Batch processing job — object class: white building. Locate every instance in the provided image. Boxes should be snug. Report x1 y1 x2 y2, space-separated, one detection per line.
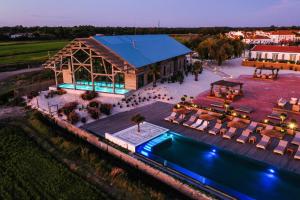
250 45 300 63
269 30 296 43
243 35 272 44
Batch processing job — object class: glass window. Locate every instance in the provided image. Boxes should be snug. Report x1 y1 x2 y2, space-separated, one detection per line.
272 53 279 61
290 54 297 62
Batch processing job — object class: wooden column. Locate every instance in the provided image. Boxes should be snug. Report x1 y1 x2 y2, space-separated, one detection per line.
90 49 95 91
70 49 76 90
112 67 115 93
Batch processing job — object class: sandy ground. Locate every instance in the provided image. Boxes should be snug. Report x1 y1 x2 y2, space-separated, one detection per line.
28 58 300 126
0 106 25 120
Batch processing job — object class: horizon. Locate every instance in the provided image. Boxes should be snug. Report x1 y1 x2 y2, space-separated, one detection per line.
1 0 300 27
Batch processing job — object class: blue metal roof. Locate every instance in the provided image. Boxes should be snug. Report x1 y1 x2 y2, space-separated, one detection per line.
93 34 192 68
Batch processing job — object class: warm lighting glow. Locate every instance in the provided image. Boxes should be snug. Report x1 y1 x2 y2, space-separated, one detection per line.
176 104 181 109
242 114 247 119
232 112 237 117
288 122 297 130
264 119 269 123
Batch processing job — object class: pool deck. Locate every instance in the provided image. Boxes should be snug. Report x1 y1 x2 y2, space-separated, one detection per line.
82 101 300 175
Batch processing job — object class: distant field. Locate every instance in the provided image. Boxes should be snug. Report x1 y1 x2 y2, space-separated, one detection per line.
0 125 111 200
0 40 69 66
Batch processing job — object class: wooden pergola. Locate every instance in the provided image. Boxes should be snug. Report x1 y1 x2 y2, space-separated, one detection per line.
43 38 135 93
209 80 243 101
253 66 279 80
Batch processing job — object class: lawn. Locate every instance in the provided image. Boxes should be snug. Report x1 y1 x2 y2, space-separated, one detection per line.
0 40 69 66
0 124 112 200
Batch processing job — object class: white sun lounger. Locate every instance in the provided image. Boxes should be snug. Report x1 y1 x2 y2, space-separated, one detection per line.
273 140 288 155
256 135 271 150
209 123 222 135
223 127 237 139
196 121 209 131
247 122 258 133
291 131 300 146
183 115 197 127
173 114 186 124
190 119 203 129
294 146 300 160
164 112 177 122
236 130 251 143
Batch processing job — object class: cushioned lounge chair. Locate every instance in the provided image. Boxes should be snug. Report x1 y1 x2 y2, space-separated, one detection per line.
183 115 197 127
273 140 288 155
164 112 178 122
294 146 300 160
291 131 300 146
190 119 203 129
247 122 258 133
236 130 251 143
196 121 209 131
256 135 271 150
209 123 222 135
223 127 237 139
173 114 186 124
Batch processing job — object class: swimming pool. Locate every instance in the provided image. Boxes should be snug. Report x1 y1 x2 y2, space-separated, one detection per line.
59 81 129 94
136 131 300 200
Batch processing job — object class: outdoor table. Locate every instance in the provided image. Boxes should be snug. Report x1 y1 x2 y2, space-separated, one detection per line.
249 136 256 144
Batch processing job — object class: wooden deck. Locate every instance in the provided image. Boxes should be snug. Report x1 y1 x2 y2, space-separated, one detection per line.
82 102 300 175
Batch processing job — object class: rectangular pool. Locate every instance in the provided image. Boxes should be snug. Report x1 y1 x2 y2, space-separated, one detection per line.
59 81 129 95
136 131 300 200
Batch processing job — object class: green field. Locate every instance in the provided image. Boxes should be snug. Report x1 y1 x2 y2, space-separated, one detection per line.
0 124 111 200
0 40 68 65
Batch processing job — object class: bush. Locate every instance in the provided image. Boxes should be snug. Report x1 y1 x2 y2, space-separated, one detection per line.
100 104 112 115
81 91 98 100
81 117 87 123
88 100 100 108
87 107 100 119
67 111 80 124
56 89 67 95
60 102 78 115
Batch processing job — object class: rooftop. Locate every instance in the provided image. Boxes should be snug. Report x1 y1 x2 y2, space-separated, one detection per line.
252 45 300 53
93 34 192 68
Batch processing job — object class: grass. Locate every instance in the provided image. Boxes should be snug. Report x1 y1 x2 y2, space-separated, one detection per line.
0 40 69 66
0 123 112 200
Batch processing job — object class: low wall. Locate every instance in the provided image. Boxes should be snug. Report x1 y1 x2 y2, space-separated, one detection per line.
242 60 300 71
36 109 212 200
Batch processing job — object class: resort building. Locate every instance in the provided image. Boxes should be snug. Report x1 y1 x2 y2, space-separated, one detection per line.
243 35 272 44
269 30 297 43
43 34 191 94
249 45 300 62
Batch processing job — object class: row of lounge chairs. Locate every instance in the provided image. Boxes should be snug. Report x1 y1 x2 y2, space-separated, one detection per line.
165 111 300 159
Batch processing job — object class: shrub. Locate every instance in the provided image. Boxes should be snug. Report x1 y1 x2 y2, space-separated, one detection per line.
61 102 78 115
81 91 98 100
67 111 80 124
100 104 112 115
81 117 87 123
87 107 100 119
56 89 67 95
88 100 100 108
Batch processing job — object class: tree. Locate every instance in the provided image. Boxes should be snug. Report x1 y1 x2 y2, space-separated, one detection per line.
149 64 160 87
131 114 145 133
193 61 203 81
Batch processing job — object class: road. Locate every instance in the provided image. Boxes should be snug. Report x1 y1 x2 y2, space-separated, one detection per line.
0 67 43 81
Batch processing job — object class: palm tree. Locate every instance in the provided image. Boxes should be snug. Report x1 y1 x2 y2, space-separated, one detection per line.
149 64 160 87
193 61 202 81
131 114 145 133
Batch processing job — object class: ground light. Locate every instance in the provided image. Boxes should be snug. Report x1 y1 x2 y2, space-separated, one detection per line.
268 169 275 174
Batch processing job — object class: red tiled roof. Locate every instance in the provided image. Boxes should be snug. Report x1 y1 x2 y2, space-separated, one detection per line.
270 30 296 35
245 35 270 39
252 45 300 53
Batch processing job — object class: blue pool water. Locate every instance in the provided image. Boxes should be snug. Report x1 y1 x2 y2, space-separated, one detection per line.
59 81 129 94
136 131 300 200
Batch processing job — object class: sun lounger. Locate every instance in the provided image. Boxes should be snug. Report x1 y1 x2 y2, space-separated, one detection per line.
183 115 197 127
164 112 178 122
256 135 271 150
173 114 186 124
211 102 224 108
209 123 222 135
294 146 300 160
223 127 237 139
246 122 258 133
267 112 281 120
278 98 287 107
291 131 300 146
235 106 254 114
197 121 209 131
265 125 274 130
190 119 203 129
273 140 288 155
236 130 251 143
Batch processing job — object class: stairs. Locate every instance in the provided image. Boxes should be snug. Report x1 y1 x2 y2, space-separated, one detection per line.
142 134 172 152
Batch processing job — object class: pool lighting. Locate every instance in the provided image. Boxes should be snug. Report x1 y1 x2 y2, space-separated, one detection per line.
268 169 275 174
212 149 216 153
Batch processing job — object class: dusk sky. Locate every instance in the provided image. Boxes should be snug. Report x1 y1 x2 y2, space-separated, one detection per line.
1 0 300 27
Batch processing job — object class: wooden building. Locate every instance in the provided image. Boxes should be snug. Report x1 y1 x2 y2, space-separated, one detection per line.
43 34 191 94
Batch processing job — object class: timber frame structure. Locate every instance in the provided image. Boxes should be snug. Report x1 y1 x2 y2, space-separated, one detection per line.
43 38 136 93
43 35 191 93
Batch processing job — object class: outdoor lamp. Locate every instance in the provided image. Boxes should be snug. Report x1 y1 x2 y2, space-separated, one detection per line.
264 119 269 124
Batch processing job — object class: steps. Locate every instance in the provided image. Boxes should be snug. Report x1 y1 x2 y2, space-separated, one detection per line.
142 134 172 152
